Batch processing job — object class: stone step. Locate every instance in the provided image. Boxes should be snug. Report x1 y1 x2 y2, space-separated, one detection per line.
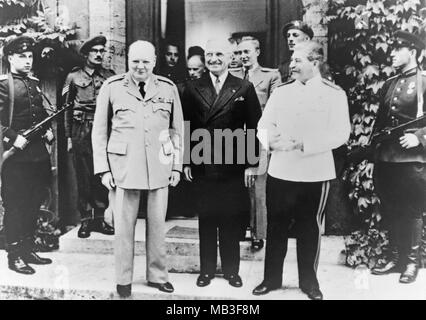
59 219 346 273
1 250 425 300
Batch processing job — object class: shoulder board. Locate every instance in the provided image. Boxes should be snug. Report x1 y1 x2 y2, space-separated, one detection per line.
28 75 39 82
0 74 8 81
70 66 82 73
157 76 175 86
105 74 125 84
277 78 296 87
321 78 341 90
260 67 279 72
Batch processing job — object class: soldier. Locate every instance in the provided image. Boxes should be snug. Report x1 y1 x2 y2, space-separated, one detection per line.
253 41 350 300
0 36 54 274
231 36 281 250
92 40 184 298
62 35 115 238
279 20 314 83
371 31 426 284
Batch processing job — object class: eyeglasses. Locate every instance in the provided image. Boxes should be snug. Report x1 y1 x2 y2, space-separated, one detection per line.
89 49 106 54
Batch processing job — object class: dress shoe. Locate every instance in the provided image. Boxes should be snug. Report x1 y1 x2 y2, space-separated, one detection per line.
91 219 115 235
301 286 323 300
371 261 401 275
22 251 52 265
251 239 264 251
224 274 243 287
399 264 419 284
8 257 35 275
78 220 91 238
252 282 281 295
117 284 132 298
147 281 174 293
196 274 214 287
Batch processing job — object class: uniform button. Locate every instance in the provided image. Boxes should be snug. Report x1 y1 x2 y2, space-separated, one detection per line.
145 143 150 147
400 79 405 84
391 106 396 110
393 97 398 101
145 128 149 132
397 88 401 92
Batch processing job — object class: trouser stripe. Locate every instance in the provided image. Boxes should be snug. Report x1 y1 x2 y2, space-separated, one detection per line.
314 181 330 272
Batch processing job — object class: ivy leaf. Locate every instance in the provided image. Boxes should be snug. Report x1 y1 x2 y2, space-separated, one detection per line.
382 66 394 77
359 54 372 66
403 0 419 12
363 65 380 79
358 197 370 209
366 81 384 94
375 42 388 53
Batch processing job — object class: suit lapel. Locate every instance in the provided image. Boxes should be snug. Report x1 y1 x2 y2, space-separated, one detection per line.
194 74 216 108
250 66 264 88
144 75 160 101
207 74 242 122
124 73 143 101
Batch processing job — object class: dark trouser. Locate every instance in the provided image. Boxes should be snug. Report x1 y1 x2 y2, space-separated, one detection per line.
195 175 249 276
199 214 242 276
1 160 51 254
374 162 426 266
263 175 330 289
71 120 108 221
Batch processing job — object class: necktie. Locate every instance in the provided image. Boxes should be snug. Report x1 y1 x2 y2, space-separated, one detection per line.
244 68 249 80
139 81 146 98
214 76 221 95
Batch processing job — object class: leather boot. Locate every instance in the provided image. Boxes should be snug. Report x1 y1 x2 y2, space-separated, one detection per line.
91 219 114 235
7 242 35 275
371 246 401 275
400 218 422 284
78 220 91 238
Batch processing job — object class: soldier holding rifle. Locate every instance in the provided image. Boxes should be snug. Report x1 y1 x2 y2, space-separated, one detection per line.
0 36 54 274
370 31 426 284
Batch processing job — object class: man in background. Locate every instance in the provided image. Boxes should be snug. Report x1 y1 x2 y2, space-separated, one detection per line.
62 35 115 239
232 36 281 250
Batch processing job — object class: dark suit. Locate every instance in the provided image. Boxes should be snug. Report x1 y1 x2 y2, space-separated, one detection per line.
182 72 261 276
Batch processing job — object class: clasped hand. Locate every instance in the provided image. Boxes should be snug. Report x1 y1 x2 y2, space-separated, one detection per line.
269 132 302 152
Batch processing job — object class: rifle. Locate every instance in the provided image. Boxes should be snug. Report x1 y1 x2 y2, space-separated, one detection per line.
347 114 426 166
2 103 72 162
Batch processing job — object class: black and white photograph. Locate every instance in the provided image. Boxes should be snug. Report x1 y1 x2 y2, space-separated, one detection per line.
0 0 425 305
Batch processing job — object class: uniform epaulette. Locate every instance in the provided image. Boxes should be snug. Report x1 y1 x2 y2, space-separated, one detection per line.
277 78 295 87
70 66 82 73
157 76 174 86
106 74 125 84
0 74 8 81
321 78 342 90
28 75 39 82
261 67 279 72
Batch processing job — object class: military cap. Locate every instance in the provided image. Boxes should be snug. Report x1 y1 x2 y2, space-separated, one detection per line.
2 36 35 56
80 35 107 55
282 20 314 39
393 30 425 51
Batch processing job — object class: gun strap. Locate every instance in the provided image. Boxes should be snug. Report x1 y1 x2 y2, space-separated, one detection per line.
417 69 424 118
8 73 14 127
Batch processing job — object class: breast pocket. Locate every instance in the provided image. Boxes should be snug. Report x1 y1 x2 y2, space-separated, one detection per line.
152 103 172 121
74 79 94 102
112 105 136 128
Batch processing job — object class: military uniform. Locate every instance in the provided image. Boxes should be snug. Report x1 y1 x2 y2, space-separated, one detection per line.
372 67 426 279
231 65 281 241
62 65 115 222
370 31 426 283
0 36 53 274
92 72 184 286
256 74 350 295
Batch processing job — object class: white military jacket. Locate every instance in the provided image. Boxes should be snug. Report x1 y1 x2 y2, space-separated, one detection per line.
92 72 184 190
257 74 351 182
